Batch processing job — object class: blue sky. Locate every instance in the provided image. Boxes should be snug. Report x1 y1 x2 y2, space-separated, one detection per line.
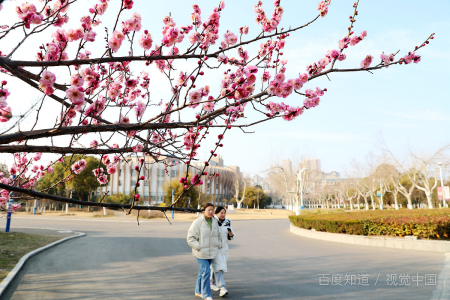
0 0 449 178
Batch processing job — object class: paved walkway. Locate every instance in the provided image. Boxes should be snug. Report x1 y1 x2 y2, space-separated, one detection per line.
0 217 448 299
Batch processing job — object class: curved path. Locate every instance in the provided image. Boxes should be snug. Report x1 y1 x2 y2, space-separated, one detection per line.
0 216 448 299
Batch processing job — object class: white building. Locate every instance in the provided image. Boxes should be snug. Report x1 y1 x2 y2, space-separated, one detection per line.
101 155 238 206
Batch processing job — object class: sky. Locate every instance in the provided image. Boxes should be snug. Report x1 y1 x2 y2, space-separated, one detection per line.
0 0 449 179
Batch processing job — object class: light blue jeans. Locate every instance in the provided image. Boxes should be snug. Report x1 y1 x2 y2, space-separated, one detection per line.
196 258 212 298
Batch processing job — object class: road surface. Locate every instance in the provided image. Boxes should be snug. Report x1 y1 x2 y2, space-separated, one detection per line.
1 216 449 299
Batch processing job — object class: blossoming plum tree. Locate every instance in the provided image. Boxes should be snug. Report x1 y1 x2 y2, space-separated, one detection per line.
0 0 435 215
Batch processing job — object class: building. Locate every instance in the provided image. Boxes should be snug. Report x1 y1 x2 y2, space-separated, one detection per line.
301 158 321 176
102 155 238 206
282 159 292 173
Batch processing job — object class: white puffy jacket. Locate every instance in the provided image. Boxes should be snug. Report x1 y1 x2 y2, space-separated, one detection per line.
211 216 235 272
187 214 220 259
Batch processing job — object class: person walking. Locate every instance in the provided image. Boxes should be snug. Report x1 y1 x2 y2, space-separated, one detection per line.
210 206 235 297
187 202 220 300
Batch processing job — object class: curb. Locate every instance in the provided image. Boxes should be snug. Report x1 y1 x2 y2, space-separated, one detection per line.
0 230 86 298
290 224 450 253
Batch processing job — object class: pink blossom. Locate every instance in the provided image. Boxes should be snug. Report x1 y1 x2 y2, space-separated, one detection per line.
360 55 374 69
0 88 10 103
66 85 85 105
47 167 54 173
10 165 17 175
93 167 104 177
274 73 285 84
34 152 42 161
184 131 196 150
0 107 12 122
239 26 249 34
318 57 330 68
83 31 96 42
70 74 84 87
90 140 99 148
71 160 86 174
337 54 346 61
102 155 111 165
97 175 108 185
40 71 56 86
65 29 81 42
188 90 202 108
107 164 116 174
108 37 122 53
292 78 303 90
203 101 215 112
299 73 309 84
329 49 340 59
139 33 153 50
135 101 146 118
361 30 367 39
132 143 144 153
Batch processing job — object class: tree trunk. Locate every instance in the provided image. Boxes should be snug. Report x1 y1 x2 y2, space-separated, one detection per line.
363 196 369 210
370 195 376 210
405 194 413 209
426 193 434 209
88 189 91 212
393 193 399 210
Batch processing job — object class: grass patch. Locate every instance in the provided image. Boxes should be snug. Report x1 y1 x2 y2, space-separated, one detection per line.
92 214 114 217
0 232 61 281
289 208 450 240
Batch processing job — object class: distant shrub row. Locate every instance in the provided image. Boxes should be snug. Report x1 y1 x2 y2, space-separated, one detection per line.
289 209 450 240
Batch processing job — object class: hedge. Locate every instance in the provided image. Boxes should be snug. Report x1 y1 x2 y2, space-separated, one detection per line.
289 209 450 240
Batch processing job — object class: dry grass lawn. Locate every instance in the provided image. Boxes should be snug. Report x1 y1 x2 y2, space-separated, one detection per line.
0 232 60 281
11 208 293 221
167 208 294 221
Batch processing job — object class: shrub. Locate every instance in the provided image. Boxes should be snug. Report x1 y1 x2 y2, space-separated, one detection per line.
289 208 450 240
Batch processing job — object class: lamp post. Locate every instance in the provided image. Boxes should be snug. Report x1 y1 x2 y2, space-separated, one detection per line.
374 180 384 210
170 187 175 219
438 162 447 208
297 168 307 215
67 190 72 214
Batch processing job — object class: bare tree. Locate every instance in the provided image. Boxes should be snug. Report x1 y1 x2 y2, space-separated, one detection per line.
232 173 247 209
382 139 450 209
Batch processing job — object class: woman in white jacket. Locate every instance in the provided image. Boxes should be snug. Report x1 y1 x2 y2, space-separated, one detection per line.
210 206 235 297
187 203 220 300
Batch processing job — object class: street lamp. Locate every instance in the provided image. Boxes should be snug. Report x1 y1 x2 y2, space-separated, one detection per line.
374 179 384 210
297 168 307 215
438 162 447 208
170 187 175 219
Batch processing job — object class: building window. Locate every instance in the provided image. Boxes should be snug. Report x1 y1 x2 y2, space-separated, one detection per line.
146 169 151 177
171 170 177 177
158 180 163 187
118 180 122 186
119 169 122 176
158 170 164 177
131 180 136 187
144 180 149 186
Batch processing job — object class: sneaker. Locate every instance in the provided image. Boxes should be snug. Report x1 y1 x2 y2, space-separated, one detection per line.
219 287 228 297
195 292 202 297
211 284 220 291
205 297 213 300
